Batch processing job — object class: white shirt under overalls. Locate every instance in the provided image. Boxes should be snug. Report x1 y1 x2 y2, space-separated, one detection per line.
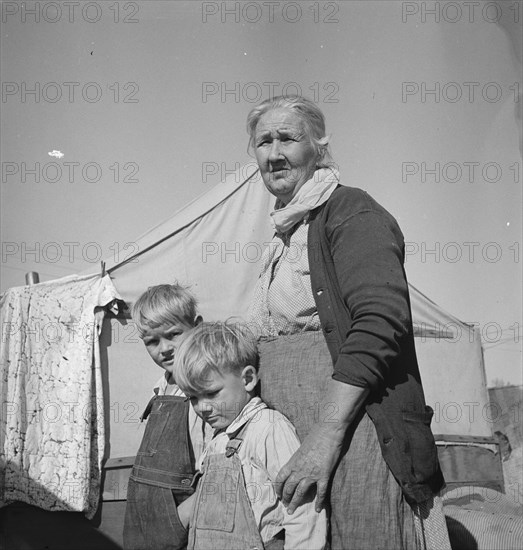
196 397 327 550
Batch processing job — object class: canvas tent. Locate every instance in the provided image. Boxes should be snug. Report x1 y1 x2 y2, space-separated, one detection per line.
1 165 507 548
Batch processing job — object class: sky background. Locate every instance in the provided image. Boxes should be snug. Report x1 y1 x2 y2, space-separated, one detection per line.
1 0 522 386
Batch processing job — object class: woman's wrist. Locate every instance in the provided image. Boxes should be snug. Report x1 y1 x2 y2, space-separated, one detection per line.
315 419 348 445
318 378 369 434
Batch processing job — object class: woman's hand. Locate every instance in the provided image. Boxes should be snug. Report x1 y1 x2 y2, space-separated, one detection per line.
274 379 370 514
274 422 344 514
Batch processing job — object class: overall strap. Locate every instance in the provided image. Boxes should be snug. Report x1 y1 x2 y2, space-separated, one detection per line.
140 387 159 421
224 419 253 458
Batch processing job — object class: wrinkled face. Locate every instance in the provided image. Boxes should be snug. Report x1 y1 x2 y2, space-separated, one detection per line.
253 108 318 205
141 322 193 377
188 368 254 430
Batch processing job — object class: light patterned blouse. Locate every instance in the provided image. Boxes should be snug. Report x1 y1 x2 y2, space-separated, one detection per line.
249 217 321 337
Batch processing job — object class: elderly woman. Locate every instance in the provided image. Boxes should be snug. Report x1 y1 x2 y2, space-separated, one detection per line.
248 96 451 549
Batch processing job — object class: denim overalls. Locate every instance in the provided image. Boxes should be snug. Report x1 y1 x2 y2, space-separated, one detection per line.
123 394 195 550
187 425 284 550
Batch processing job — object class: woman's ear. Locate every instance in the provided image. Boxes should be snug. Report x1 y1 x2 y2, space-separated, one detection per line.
242 365 259 392
194 315 203 326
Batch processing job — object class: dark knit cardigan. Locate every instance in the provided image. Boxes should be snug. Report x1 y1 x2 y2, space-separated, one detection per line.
308 185 444 503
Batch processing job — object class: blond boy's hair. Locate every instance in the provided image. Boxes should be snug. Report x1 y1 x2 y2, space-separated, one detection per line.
173 321 258 395
132 283 198 336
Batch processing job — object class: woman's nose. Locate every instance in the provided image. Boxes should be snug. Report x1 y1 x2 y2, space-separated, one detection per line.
268 140 282 161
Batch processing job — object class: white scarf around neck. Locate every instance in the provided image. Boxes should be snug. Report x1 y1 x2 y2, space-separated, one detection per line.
270 167 340 233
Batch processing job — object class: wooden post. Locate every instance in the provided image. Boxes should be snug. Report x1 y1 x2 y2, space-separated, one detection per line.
25 271 40 285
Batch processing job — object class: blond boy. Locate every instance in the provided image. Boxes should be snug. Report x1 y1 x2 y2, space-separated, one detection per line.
123 284 211 550
173 321 327 550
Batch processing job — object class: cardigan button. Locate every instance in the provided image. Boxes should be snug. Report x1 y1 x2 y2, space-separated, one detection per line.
316 288 323 296
383 437 393 445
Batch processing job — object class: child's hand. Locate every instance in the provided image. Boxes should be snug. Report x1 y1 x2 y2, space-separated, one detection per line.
177 493 196 530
